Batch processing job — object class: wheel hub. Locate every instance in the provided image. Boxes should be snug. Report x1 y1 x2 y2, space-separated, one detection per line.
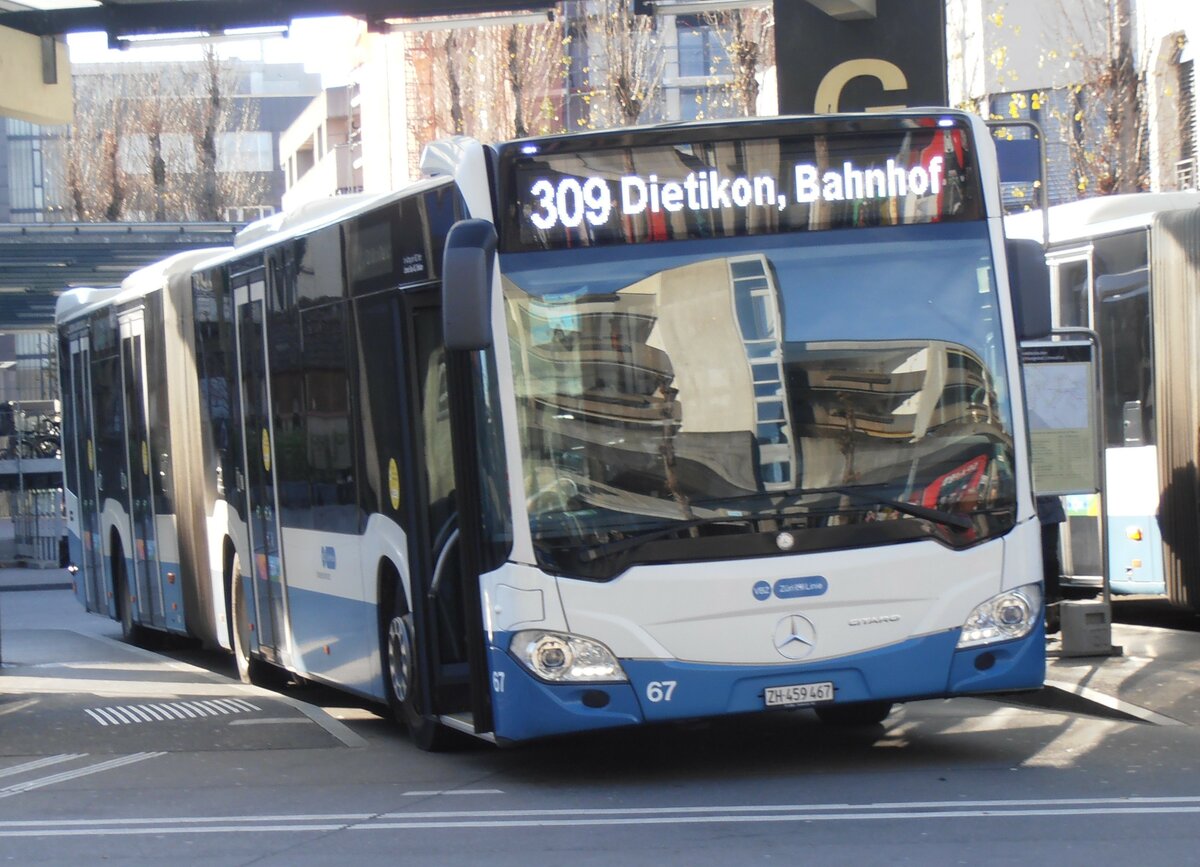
387 615 414 704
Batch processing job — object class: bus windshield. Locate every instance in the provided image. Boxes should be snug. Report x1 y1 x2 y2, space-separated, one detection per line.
502 223 1017 577
496 118 1016 577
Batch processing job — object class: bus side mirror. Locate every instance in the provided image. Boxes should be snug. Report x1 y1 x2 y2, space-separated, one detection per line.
443 219 498 351
1006 238 1052 341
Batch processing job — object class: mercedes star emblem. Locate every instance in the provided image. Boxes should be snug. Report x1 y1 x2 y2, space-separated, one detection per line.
773 613 817 660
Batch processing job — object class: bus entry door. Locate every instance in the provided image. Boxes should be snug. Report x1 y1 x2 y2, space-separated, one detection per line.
69 335 106 613
119 310 164 628
233 279 289 664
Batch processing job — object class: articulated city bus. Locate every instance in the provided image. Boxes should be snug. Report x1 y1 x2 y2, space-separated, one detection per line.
1008 192 1200 610
57 249 229 645
60 110 1050 747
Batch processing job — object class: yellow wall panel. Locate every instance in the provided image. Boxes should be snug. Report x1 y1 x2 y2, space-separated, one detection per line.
0 25 72 126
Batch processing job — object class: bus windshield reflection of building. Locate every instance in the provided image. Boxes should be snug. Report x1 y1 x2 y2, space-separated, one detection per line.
511 255 1010 529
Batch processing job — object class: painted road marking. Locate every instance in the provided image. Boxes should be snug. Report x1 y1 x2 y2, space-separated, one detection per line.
6 795 1200 836
85 699 261 726
0 755 87 780
0 753 165 800
402 789 505 797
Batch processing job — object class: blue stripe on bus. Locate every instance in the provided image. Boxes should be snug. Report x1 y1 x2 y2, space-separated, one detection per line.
488 626 1046 742
285 584 380 699
1107 514 1166 596
155 560 188 633
488 648 643 741
66 530 85 607
118 557 191 636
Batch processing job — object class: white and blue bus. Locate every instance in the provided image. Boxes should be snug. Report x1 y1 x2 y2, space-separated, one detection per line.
57 249 231 646
1008 191 1200 608
61 111 1050 747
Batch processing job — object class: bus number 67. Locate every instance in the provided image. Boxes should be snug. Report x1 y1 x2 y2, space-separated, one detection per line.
645 681 677 703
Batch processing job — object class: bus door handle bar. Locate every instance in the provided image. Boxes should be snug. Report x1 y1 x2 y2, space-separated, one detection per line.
427 528 460 600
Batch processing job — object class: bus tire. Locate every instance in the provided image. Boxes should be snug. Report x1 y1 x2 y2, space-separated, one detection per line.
815 701 893 726
114 552 151 647
229 554 288 688
383 585 453 752
230 553 254 685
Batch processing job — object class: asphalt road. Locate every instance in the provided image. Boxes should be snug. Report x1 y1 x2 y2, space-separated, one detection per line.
4 580 1200 865
3 695 1200 865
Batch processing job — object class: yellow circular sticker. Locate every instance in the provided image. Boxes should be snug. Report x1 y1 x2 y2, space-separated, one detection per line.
261 429 271 472
87 439 94 470
388 458 401 511
141 440 150 475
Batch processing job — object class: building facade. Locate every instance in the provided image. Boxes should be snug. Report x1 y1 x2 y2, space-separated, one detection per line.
1 59 320 225
282 2 770 204
949 0 1200 205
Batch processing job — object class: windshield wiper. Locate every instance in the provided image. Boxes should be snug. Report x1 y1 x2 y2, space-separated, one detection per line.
572 486 973 565
575 515 757 563
696 482 975 533
839 489 974 532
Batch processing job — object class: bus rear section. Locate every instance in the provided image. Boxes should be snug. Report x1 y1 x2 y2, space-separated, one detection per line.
431 111 1048 743
1007 192 1200 610
55 249 231 646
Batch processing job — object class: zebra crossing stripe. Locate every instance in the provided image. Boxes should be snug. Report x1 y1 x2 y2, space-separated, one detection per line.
135 705 166 721
84 699 265 726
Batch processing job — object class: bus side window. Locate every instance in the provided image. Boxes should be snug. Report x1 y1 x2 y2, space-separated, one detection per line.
414 312 456 540
1055 260 1090 328
353 293 407 526
1093 230 1151 448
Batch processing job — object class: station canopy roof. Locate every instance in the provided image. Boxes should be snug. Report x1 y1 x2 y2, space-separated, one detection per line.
0 222 238 330
0 0 559 40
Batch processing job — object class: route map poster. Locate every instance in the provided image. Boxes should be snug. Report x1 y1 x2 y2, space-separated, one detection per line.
1020 340 1099 496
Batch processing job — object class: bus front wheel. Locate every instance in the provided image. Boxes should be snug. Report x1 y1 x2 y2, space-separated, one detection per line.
384 588 452 752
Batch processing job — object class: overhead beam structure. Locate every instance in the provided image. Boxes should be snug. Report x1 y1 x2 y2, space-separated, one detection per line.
0 0 557 40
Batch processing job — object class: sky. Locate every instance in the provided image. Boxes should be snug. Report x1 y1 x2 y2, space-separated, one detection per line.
64 16 362 87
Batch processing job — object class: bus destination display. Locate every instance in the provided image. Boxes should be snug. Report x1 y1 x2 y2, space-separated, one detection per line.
529 157 948 230
502 120 983 251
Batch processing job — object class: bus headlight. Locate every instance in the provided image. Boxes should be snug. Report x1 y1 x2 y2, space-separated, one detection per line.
510 630 628 683
957 583 1043 648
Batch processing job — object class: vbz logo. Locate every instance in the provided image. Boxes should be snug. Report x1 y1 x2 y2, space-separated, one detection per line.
320 546 337 570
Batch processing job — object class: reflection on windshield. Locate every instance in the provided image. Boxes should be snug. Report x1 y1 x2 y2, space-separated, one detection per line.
504 228 1017 574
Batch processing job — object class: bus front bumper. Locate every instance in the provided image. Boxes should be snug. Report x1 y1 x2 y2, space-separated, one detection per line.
486 625 1046 743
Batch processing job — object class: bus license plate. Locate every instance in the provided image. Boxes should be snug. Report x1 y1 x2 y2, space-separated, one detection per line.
764 681 834 707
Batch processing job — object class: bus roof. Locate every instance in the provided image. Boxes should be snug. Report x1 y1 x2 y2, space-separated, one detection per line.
55 286 122 324
234 192 381 248
119 247 233 298
214 177 452 266
1006 191 1200 245
496 107 977 149
54 247 233 326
